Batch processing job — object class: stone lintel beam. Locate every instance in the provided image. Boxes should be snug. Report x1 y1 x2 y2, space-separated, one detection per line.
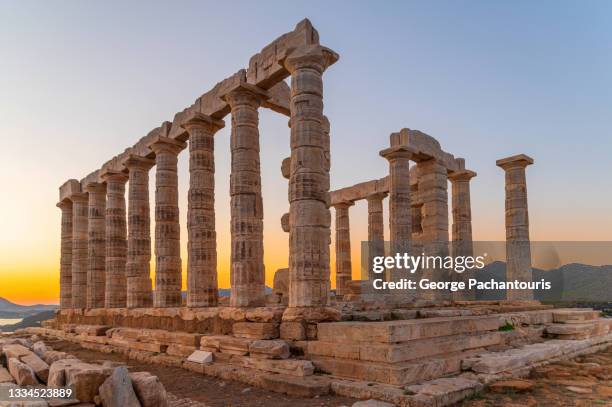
390 128 460 172
329 177 388 206
496 154 534 170
59 179 82 203
247 18 320 88
122 154 155 170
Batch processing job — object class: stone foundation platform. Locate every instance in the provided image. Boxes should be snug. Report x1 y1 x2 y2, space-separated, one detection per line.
27 305 612 406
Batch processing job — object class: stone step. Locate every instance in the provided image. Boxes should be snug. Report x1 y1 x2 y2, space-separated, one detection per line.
546 318 611 340
308 331 501 363
317 315 499 344
312 353 467 385
552 309 600 324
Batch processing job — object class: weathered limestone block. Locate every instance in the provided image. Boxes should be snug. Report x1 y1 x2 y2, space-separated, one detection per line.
317 316 500 344
245 307 284 323
124 155 155 309
42 351 77 365
65 362 112 402
352 400 395 407
166 344 197 358
2 344 32 360
233 322 279 339
57 200 73 309
283 44 338 313
20 353 49 383
334 201 354 296
405 376 484 407
200 335 252 356
186 350 213 365
181 113 224 308
85 182 107 309
31 342 48 358
235 356 314 377
149 137 186 308
552 309 600 324
223 85 267 308
280 322 306 341
496 154 534 301
101 170 129 308
248 340 290 359
74 325 111 336
0 367 15 383
129 371 169 407
259 373 331 398
99 366 141 407
8 358 39 386
70 192 89 309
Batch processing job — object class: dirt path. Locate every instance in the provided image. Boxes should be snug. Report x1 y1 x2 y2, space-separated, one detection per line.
461 346 612 407
48 339 356 407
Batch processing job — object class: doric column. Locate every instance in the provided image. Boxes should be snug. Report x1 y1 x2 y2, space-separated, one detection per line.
449 169 477 301
101 171 128 308
84 182 107 309
380 146 414 247
181 113 224 308
333 201 353 296
57 200 73 309
497 154 534 301
124 155 155 309
283 45 339 314
70 192 89 309
224 85 266 308
149 136 186 308
366 192 386 281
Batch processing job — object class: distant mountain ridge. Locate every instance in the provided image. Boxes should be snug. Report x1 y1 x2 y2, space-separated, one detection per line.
0 297 57 312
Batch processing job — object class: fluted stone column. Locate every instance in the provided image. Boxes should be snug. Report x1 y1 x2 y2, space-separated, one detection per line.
124 155 155 308
497 154 534 301
224 85 266 308
150 137 186 308
70 192 88 308
102 171 128 308
380 146 413 248
85 182 107 309
181 113 224 308
283 45 338 315
57 200 73 309
333 201 353 296
449 170 477 301
366 192 386 281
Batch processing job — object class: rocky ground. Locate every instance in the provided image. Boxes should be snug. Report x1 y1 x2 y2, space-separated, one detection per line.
49 338 357 407
462 345 612 407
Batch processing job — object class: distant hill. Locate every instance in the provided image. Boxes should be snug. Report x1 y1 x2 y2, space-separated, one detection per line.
0 298 57 319
0 310 56 332
474 261 612 302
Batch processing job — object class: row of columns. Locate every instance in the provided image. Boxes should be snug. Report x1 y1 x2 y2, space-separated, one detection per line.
58 44 338 314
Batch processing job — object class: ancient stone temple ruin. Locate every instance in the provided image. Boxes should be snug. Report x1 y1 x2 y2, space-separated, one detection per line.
34 19 612 406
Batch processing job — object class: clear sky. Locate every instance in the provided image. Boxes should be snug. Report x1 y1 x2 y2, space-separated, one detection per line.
1 1 611 304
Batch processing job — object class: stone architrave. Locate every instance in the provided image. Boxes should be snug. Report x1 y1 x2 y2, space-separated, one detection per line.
85 182 107 309
124 155 155 308
101 170 129 309
497 154 535 301
57 200 73 309
181 113 225 308
149 136 186 308
333 201 354 296
366 192 387 281
282 45 339 315
449 169 477 301
70 192 89 309
223 84 267 308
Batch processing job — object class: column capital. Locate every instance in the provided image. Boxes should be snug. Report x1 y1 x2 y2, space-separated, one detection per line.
283 45 339 74
181 112 225 134
56 200 72 210
379 145 416 161
148 136 187 156
221 83 269 109
83 181 107 194
100 169 128 183
332 200 354 210
69 192 88 203
122 154 155 171
366 192 388 202
496 154 534 171
449 169 477 183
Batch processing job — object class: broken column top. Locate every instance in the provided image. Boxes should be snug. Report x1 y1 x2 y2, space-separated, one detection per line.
389 128 461 172
496 154 534 170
